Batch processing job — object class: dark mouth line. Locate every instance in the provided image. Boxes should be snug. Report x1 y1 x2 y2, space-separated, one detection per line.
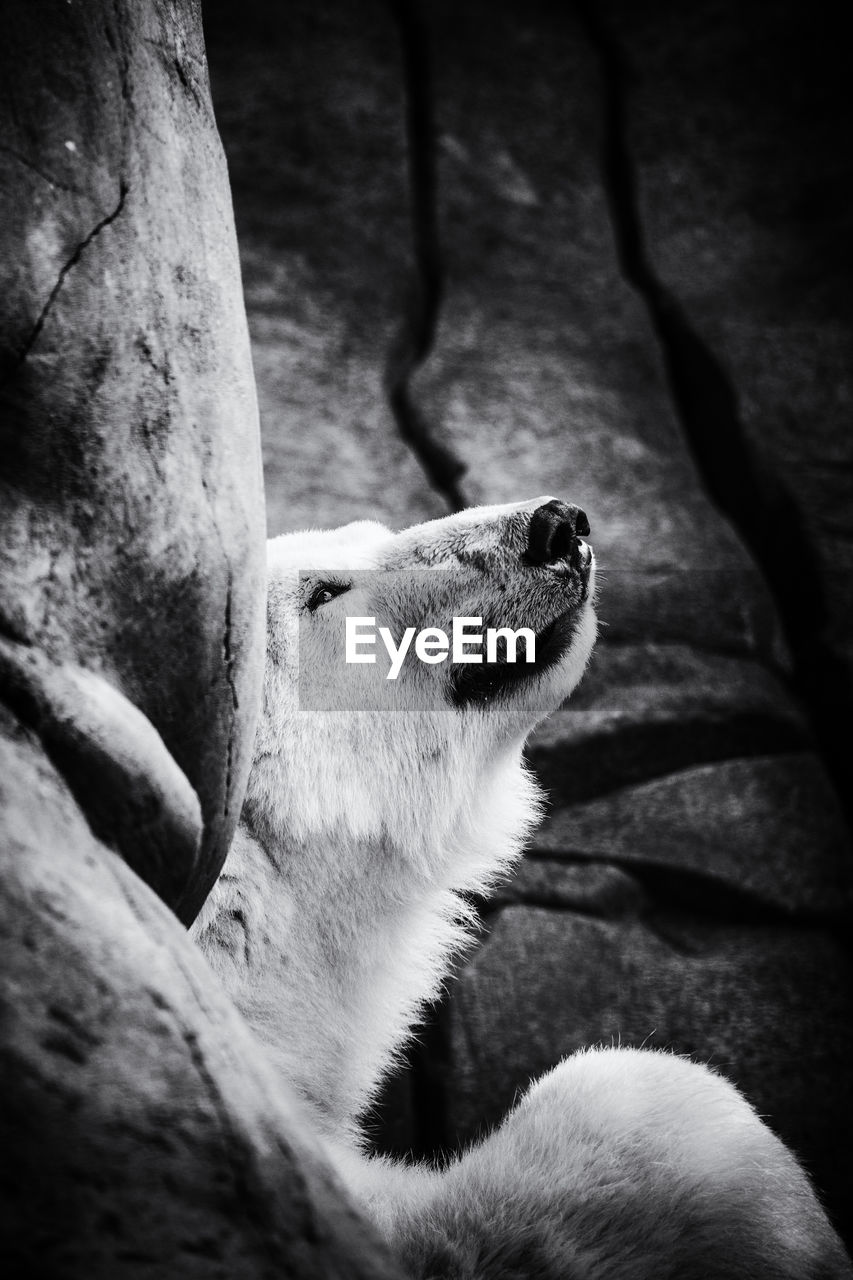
448 606 582 708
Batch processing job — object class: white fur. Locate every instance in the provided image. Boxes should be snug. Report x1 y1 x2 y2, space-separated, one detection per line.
193 500 850 1278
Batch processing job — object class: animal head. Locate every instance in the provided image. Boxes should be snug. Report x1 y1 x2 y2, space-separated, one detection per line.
245 497 597 870
197 498 597 1125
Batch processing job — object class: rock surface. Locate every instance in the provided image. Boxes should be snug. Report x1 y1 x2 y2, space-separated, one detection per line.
0 1 403 1274
532 753 853 916
598 0 853 812
527 642 809 805
203 0 445 535
0 714 403 1279
0 0 266 920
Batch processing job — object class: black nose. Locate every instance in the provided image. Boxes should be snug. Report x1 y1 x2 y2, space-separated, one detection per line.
526 500 590 564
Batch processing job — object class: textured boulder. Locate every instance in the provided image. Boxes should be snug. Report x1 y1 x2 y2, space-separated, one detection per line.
532 753 853 916
0 0 265 920
0 716 403 1278
600 0 853 808
202 0 445 534
0 1 405 1275
527 642 809 805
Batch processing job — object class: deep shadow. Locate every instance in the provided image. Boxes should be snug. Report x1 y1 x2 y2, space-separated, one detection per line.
574 0 853 832
385 0 469 511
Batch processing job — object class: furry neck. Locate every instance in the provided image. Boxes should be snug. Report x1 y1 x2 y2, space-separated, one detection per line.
192 743 541 1140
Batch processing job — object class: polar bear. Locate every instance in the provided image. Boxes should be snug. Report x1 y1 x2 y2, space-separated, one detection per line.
192 498 850 1279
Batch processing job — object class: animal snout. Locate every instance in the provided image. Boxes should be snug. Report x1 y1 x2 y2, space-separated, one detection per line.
526 499 590 566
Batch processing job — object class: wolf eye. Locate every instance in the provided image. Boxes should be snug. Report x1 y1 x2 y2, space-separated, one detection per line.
307 580 351 612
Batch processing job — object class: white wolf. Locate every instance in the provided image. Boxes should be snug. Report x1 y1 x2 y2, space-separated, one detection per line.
193 498 850 1279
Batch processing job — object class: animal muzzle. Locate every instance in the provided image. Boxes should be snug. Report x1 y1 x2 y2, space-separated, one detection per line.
526 499 591 572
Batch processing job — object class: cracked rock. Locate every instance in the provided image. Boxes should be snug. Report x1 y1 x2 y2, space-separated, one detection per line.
0 0 266 920
532 754 853 917
204 0 447 533
600 0 853 812
528 640 809 804
0 1 401 1274
0 715 403 1279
